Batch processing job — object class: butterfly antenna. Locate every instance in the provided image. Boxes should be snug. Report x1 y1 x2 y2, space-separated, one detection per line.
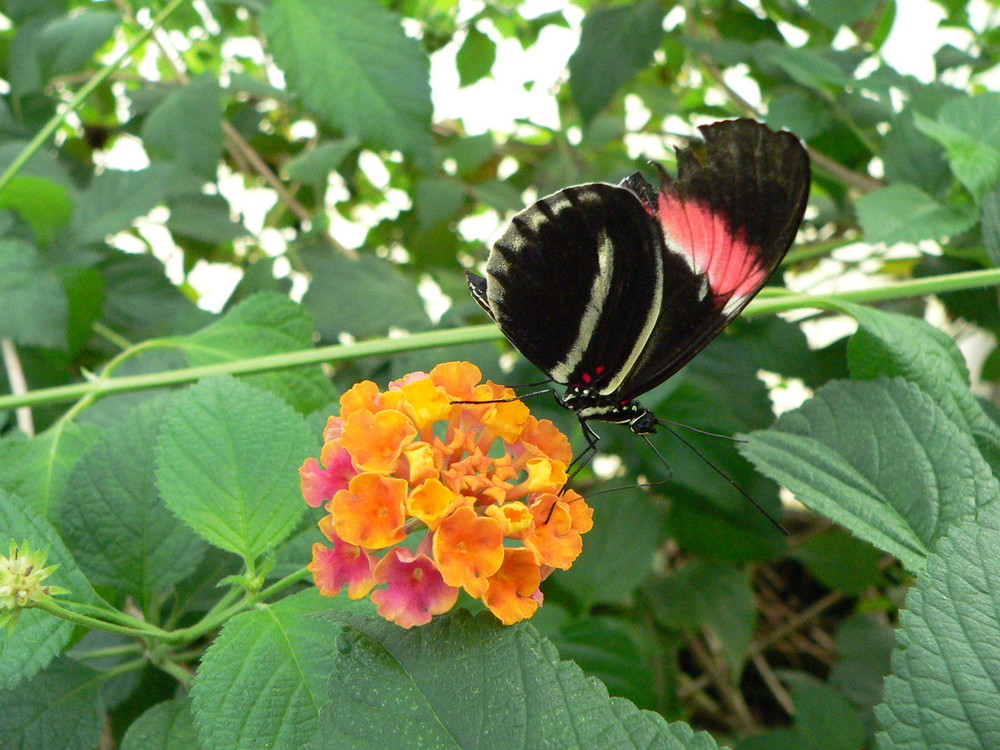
657 424 789 536
582 477 673 499
655 418 747 443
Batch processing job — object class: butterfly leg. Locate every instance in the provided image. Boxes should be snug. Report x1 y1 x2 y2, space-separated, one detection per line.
565 417 601 485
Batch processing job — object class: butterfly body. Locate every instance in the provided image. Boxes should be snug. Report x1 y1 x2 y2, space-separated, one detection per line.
467 119 811 436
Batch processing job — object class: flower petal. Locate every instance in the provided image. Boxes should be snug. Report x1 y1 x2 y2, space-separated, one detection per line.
371 548 459 628
340 409 417 474
329 473 408 548
308 539 376 599
432 505 504 597
482 548 542 625
407 477 462 530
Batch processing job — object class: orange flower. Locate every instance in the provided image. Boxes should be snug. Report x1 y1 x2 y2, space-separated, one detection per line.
433 505 504 597
329 474 407 549
300 362 592 627
339 409 416 474
482 548 543 625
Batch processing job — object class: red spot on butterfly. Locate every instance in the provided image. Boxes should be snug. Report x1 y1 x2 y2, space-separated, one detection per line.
595 365 606 375
582 372 592 384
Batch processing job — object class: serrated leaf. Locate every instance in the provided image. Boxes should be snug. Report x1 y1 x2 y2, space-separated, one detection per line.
0 658 104 750
190 589 357 750
155 376 314 561
456 26 496 87
881 115 952 195
555 492 661 609
60 395 208 604
839 302 1000 475
300 247 430 339
569 1 664 123
856 183 978 244
142 74 223 182
0 420 100 519
551 618 656 710
914 111 1000 202
740 378 1000 572
649 560 755 674
178 292 335 413
315 610 718 749
876 502 1000 750
0 175 72 244
262 0 433 165
121 697 199 750
0 238 67 348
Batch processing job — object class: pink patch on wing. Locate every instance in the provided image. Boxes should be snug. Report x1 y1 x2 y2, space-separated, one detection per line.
656 192 766 305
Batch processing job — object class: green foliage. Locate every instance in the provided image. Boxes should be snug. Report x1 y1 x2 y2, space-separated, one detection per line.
0 0 999 747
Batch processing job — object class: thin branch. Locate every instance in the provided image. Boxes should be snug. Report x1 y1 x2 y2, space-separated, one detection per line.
1 339 34 436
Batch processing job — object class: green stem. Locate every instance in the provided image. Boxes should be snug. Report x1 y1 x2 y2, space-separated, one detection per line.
73 643 144 661
0 0 188 194
38 599 167 639
0 324 500 411
744 267 1000 317
4 267 1000 413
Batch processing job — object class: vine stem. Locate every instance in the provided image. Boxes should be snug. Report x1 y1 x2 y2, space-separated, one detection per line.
3 267 1000 413
0 0 188 194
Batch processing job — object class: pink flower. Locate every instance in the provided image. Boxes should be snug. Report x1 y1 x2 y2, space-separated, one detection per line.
370 548 459 628
299 444 355 508
307 519 377 599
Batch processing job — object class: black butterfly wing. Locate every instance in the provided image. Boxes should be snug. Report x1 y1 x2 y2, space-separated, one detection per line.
612 119 811 401
467 183 666 387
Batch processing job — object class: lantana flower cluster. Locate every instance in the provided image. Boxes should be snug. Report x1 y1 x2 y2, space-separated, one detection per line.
300 361 593 627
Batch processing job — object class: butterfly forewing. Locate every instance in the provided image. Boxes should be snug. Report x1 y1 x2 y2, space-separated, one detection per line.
613 119 811 401
468 184 665 388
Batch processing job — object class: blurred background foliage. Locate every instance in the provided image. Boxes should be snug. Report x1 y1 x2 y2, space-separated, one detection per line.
1 0 999 745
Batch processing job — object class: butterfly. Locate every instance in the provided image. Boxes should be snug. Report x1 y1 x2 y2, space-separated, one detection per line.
467 119 810 449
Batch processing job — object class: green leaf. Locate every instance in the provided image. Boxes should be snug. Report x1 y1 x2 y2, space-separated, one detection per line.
0 420 100 519
981 183 1000 266
0 238 67 348
555 492 662 609
550 618 656 710
190 589 357 750
99 250 210 340
840 302 1000 474
881 116 951 195
914 111 1000 202
794 527 884 596
178 292 335 413
315 610 719 749
69 164 174 247
262 0 433 165
809 0 878 29
0 175 72 244
60 395 208 604
740 378 1000 572
456 26 496 87
828 614 894 710
284 137 360 186
414 177 465 229
876 502 1000 749
755 42 849 91
121 697 199 750
155 376 314 561
569 1 664 123
649 560 755 674
764 89 832 140
0 657 104 750
36 10 119 79
166 193 246 244
856 183 978 244
0 489 99 689
791 679 866 750
300 247 430 339
141 74 224 182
